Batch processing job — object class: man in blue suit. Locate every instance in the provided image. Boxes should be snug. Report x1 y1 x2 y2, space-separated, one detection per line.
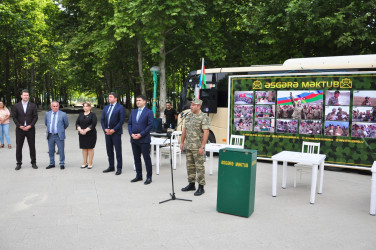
128 95 154 184
45 101 69 170
101 92 125 175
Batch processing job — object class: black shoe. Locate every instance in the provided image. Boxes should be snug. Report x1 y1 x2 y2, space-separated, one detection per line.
15 164 21 171
144 178 152 185
181 183 196 191
60 165 65 170
131 176 143 182
46 165 55 169
115 170 122 175
31 164 38 169
103 168 115 173
194 185 205 196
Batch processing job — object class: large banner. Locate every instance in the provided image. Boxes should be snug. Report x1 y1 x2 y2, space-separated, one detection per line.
229 72 376 167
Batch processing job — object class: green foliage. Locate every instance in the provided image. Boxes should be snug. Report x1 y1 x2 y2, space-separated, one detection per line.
238 0 376 61
1 0 375 107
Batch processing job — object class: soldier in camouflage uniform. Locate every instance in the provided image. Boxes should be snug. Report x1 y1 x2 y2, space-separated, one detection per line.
180 98 210 196
290 92 303 119
326 108 337 120
327 90 340 105
282 106 289 118
334 125 343 136
369 125 376 138
325 124 335 135
336 107 345 121
313 106 321 119
362 96 372 106
312 122 321 135
299 122 308 134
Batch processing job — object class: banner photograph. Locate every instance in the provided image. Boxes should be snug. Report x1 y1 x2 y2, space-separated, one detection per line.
229 73 376 167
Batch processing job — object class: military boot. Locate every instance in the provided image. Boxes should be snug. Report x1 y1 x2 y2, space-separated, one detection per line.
194 184 205 196
181 183 196 191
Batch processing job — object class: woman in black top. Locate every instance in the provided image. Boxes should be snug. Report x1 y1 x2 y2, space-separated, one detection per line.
76 102 97 169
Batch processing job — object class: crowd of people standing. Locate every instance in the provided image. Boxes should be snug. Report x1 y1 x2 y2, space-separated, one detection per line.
0 90 210 196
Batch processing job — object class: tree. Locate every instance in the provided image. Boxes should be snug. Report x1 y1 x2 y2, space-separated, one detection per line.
237 0 376 62
111 0 207 116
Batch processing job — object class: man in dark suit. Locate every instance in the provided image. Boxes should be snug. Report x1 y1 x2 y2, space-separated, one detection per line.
45 101 69 170
128 95 154 184
12 89 38 170
101 92 125 175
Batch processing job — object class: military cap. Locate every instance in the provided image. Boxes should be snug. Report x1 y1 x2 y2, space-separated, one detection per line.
191 98 203 105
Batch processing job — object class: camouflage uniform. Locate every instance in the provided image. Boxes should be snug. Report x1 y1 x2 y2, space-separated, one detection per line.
328 96 339 105
282 108 289 118
369 128 376 138
292 105 303 119
362 99 372 106
300 125 308 134
312 123 321 135
183 111 210 185
290 93 303 119
352 128 364 137
313 109 320 119
325 126 335 135
326 111 336 120
334 127 343 136
336 110 345 121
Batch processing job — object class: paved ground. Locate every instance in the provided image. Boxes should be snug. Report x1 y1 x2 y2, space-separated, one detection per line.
0 108 376 249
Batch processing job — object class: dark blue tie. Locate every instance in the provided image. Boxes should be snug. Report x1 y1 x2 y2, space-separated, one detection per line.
106 105 113 128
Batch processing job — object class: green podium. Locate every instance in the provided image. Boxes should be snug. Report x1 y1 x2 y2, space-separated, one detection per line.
216 148 257 217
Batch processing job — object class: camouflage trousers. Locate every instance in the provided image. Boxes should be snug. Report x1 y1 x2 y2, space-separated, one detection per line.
185 149 206 186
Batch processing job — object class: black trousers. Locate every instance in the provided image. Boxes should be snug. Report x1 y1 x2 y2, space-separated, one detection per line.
105 133 122 170
131 142 152 179
16 127 36 164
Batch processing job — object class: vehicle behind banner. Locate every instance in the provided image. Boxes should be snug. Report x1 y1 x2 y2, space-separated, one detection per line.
229 72 376 167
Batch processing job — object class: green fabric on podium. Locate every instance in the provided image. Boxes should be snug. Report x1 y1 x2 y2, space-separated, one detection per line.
217 148 257 217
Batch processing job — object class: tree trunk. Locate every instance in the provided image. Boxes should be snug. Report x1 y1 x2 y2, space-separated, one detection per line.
14 53 20 101
97 83 104 109
26 54 29 91
172 67 176 110
159 38 166 118
31 58 35 92
122 62 131 109
137 39 146 96
45 72 50 107
5 49 11 105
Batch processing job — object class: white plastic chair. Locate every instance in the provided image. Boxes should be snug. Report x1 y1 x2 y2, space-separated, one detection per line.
294 141 320 187
160 131 182 169
229 135 245 148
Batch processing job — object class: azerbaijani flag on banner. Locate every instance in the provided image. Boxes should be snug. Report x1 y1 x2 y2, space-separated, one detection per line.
198 58 206 90
277 90 323 105
240 93 253 99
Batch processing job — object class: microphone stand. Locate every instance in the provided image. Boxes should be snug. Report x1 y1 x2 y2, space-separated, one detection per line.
160 111 192 204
